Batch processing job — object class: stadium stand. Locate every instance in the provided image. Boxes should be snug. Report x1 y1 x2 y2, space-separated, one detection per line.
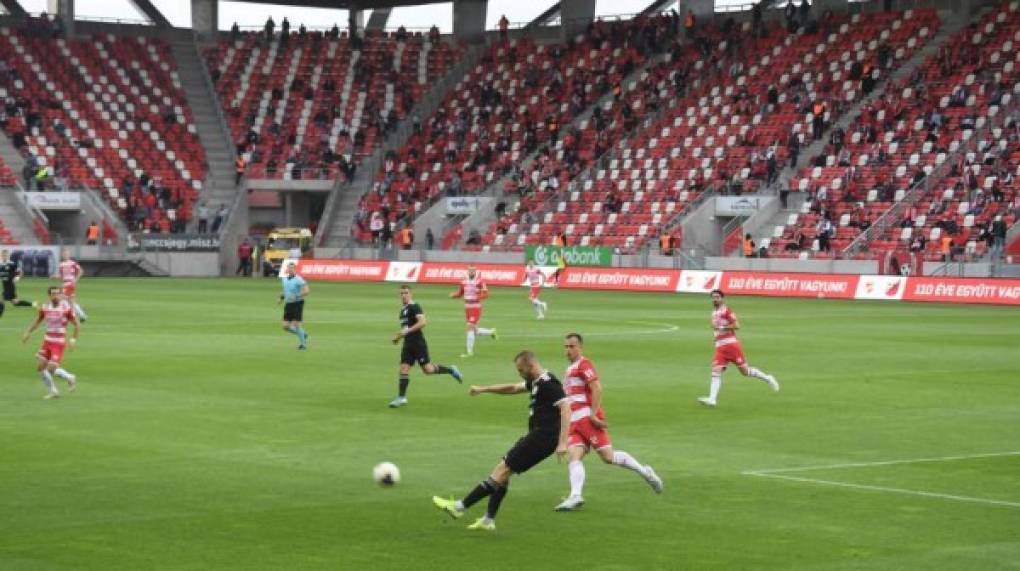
0 18 205 233
481 9 938 253
771 4 1018 262
351 14 678 244
207 26 464 181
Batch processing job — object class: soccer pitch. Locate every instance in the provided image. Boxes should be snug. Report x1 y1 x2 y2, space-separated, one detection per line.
1 278 1018 570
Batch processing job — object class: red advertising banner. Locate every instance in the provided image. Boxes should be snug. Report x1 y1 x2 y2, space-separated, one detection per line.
720 271 859 299
292 259 389 281
417 262 526 287
902 277 1020 305
558 267 680 292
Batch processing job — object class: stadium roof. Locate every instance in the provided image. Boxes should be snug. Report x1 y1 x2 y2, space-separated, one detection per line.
238 0 454 9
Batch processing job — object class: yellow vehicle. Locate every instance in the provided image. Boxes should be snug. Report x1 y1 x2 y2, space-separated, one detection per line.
262 227 312 276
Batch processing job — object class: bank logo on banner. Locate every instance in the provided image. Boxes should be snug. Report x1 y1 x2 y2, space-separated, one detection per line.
385 261 421 283
855 275 906 300
532 245 552 266
677 270 723 293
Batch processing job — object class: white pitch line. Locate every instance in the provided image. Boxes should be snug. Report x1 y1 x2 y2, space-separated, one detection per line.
747 472 1020 509
745 451 1020 475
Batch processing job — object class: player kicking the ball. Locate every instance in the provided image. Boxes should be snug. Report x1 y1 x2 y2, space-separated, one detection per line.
450 265 497 357
698 289 778 407
390 285 463 408
525 261 548 319
22 286 80 399
433 351 570 532
554 333 662 511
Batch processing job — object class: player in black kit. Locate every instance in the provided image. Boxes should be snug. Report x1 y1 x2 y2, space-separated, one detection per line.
432 350 571 532
0 250 35 319
389 285 463 408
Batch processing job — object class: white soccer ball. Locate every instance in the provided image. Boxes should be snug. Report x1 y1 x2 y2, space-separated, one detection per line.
372 462 400 486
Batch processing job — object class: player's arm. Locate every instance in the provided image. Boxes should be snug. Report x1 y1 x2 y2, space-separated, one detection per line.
728 315 741 331
300 284 310 298
66 314 80 351
589 380 608 428
450 284 464 299
469 382 526 396
21 312 43 343
393 312 427 343
555 398 572 460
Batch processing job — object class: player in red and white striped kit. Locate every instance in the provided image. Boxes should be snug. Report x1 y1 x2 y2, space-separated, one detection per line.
525 262 548 319
698 289 779 407
554 333 662 511
21 286 80 399
450 266 498 357
57 249 87 322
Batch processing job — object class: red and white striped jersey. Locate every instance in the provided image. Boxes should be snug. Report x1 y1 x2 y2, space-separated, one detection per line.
59 260 82 286
564 357 604 423
712 304 739 347
40 301 75 345
526 268 544 287
455 276 486 308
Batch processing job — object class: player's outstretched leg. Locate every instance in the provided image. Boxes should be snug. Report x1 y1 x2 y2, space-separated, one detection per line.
390 371 410 408
424 362 462 384
464 328 475 357
73 302 87 322
599 448 663 494
741 364 779 392
40 368 59 399
53 367 77 392
14 299 34 307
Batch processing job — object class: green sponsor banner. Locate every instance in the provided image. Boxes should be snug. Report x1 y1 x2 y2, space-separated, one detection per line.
526 245 613 267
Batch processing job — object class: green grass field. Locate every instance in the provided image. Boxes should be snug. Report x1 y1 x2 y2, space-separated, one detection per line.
1 278 1018 570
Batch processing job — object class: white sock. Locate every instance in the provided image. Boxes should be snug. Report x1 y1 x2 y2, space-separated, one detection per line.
747 367 770 382
40 370 57 394
74 303 86 318
612 451 648 477
709 373 722 401
454 500 465 511
477 327 493 337
53 368 74 381
466 331 476 354
541 301 548 312
568 460 586 497
532 300 542 316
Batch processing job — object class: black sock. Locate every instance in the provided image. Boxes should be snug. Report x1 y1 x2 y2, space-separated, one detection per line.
15 300 32 307
462 477 497 509
485 482 508 520
434 364 451 375
398 375 409 397
0 302 5 317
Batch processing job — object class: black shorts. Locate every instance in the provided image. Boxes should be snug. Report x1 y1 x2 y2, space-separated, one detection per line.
400 338 430 366
2 283 14 302
283 300 304 322
504 430 558 474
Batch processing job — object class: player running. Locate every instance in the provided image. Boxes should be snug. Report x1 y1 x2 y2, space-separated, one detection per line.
525 261 548 319
450 265 497 357
21 286 80 399
433 350 571 532
279 261 309 350
554 333 662 511
698 289 779 407
390 285 463 408
57 249 86 322
0 250 35 319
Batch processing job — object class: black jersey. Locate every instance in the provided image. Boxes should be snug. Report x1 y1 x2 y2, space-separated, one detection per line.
525 371 567 433
399 302 425 343
0 261 18 285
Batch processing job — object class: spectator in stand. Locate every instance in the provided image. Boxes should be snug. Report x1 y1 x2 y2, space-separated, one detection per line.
370 211 384 245
235 155 246 185
399 225 415 250
426 228 435 250
499 15 509 41
236 239 254 277
86 221 99 245
742 234 756 258
212 204 228 234
811 100 826 141
230 22 240 43
196 202 210 234
264 16 275 43
684 10 696 40
380 221 394 250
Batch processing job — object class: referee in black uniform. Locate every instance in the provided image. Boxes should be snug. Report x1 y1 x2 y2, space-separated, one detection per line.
389 284 462 408
0 250 34 319
432 350 571 532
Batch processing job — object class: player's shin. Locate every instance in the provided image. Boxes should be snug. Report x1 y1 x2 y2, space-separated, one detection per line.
466 330 475 354
53 368 74 381
15 300 33 307
568 460 586 497
485 482 508 521
747 366 769 381
39 370 58 395
398 374 409 397
612 450 649 477
709 373 722 401
476 327 493 337
462 477 498 509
